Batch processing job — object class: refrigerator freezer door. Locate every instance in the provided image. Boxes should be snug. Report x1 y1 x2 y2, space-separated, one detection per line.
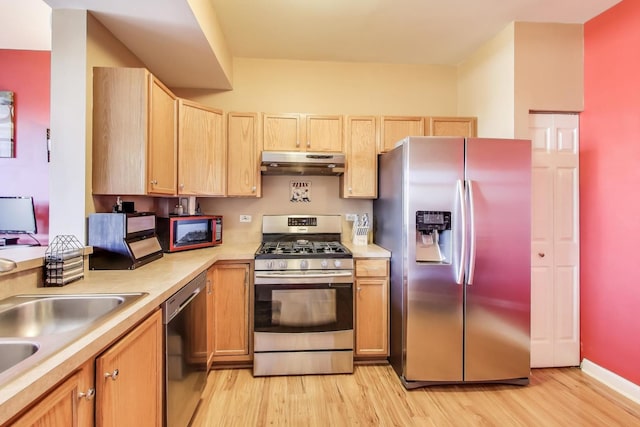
464 138 531 382
403 137 465 382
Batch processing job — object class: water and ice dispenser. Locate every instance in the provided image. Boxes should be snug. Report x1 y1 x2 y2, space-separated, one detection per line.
415 211 452 263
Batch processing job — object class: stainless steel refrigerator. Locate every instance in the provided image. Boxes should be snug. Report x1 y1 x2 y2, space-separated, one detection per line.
373 136 531 388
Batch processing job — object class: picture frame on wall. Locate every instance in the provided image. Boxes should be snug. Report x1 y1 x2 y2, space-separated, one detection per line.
0 91 15 158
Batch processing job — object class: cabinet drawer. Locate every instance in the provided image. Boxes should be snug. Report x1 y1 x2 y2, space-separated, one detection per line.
355 259 388 277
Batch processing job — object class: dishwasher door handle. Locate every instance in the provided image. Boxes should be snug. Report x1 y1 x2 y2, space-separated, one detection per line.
167 287 201 322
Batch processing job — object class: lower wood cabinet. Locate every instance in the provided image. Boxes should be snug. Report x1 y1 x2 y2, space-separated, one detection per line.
210 261 253 364
95 309 163 427
10 361 94 427
355 259 389 359
9 310 162 427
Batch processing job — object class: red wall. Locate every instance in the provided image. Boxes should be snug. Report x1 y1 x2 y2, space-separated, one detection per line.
0 50 50 245
582 0 640 386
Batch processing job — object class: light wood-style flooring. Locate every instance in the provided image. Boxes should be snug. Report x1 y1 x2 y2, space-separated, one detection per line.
191 364 640 426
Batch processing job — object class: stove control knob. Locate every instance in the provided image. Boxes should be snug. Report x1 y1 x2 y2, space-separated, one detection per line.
278 260 288 269
320 260 329 269
300 260 309 269
333 260 342 268
265 260 274 270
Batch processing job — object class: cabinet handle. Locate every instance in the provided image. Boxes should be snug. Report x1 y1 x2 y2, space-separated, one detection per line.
538 252 545 258
251 186 256 193
78 388 95 401
296 140 300 147
179 183 184 190
307 140 311 148
207 279 212 294
150 180 157 185
104 369 119 381
348 187 353 194
357 287 362 292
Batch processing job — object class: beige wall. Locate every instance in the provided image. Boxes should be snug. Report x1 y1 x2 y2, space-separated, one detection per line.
457 23 516 138
173 57 458 115
514 22 584 138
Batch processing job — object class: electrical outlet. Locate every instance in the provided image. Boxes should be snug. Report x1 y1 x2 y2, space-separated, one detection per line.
239 214 252 223
346 213 357 222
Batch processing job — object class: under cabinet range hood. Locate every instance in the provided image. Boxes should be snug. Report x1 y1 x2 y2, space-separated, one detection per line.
260 151 345 176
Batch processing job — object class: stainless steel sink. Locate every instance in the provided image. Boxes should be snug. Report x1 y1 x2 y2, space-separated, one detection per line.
0 293 146 384
0 341 39 374
0 294 131 337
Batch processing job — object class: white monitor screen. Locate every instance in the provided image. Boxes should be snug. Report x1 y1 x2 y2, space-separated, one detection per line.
0 197 38 234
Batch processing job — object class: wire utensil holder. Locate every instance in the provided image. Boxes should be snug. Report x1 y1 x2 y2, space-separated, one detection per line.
44 235 85 287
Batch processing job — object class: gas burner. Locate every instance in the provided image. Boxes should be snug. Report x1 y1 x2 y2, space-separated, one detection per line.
255 240 351 258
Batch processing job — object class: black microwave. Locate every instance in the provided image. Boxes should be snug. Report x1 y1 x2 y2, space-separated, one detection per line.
157 215 222 252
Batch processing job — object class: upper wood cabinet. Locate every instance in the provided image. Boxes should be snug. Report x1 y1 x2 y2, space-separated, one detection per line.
305 114 343 152
93 67 177 196
341 116 377 198
379 116 424 153
427 116 477 137
262 113 343 152
227 112 261 197
178 100 225 196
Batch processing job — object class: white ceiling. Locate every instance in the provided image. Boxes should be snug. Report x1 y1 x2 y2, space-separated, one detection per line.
0 0 623 88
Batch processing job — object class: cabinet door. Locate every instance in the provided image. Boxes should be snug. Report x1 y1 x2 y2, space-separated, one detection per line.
305 114 343 152
95 310 162 427
262 113 301 151
178 100 226 196
427 116 477 137
211 262 252 362
11 362 94 427
147 76 177 195
379 116 424 153
92 67 149 195
355 277 389 358
227 112 261 197
341 116 377 198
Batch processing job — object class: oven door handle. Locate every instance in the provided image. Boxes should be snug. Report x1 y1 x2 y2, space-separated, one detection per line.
255 272 353 279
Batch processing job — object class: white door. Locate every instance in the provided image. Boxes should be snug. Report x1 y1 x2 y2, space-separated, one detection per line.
529 113 580 368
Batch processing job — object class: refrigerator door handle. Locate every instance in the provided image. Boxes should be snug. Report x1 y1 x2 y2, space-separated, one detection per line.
466 179 477 285
456 179 466 285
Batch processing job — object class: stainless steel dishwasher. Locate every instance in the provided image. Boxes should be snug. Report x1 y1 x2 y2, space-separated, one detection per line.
163 271 207 427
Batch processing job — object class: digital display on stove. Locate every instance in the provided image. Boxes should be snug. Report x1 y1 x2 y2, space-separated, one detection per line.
288 217 317 227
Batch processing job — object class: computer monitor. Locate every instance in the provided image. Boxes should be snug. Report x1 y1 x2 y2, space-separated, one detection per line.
0 196 38 234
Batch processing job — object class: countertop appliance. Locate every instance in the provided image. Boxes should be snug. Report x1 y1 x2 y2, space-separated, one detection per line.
253 214 354 376
88 212 163 270
163 271 207 427
374 136 531 389
156 215 222 252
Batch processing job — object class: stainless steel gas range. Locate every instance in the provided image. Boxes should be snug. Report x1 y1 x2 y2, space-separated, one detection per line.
253 215 354 376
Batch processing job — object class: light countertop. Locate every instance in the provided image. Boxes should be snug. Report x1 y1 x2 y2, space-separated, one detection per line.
0 241 389 424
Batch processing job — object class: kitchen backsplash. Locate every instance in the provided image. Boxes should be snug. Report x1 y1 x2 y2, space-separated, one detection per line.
92 175 373 244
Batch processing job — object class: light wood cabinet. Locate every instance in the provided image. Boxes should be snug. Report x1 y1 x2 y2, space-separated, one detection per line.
341 116 378 198
10 361 94 427
379 116 424 153
93 67 177 196
95 310 162 427
178 100 226 196
211 262 253 363
427 116 477 137
262 113 343 152
355 259 389 359
227 112 261 197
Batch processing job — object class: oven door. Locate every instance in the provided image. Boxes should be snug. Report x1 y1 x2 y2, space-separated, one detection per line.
255 282 353 333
